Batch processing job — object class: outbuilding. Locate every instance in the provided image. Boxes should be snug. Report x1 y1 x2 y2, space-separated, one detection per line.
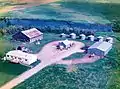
87 35 95 41
87 41 112 57
57 39 74 50
96 36 104 42
70 33 76 39
12 28 43 43
60 33 66 38
105 37 113 44
79 34 86 40
5 50 37 66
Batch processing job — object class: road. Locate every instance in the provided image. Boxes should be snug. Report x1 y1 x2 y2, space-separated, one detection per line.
0 41 84 89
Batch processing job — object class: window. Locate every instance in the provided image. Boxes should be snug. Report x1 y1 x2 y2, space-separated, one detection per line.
25 59 27 61
7 55 9 57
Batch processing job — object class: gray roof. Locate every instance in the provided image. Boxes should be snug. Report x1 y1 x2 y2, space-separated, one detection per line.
88 41 112 52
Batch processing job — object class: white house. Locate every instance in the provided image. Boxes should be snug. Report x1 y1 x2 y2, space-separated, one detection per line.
88 41 112 57
96 36 104 42
5 50 37 66
79 34 86 40
105 37 113 44
57 39 74 50
87 35 95 41
70 33 76 39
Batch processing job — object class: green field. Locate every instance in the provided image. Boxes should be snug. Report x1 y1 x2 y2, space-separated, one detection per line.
0 0 120 24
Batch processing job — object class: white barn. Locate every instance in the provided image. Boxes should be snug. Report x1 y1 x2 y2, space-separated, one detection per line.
88 41 112 56
70 33 76 39
79 34 86 40
5 50 37 66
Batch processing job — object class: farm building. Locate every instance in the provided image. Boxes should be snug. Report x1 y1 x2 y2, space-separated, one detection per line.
12 28 43 43
70 33 76 39
87 35 95 41
57 39 74 50
105 37 113 44
60 33 66 38
5 50 37 66
87 41 112 57
96 36 104 42
79 34 86 40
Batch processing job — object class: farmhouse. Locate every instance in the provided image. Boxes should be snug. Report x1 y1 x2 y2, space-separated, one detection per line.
5 50 37 65
12 28 43 43
87 41 112 57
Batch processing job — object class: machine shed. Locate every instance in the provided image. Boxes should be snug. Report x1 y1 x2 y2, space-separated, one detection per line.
88 41 112 56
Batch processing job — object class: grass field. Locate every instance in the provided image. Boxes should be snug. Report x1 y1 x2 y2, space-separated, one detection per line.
0 0 120 24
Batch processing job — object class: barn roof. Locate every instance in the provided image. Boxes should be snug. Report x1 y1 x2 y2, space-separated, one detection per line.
60 39 71 46
21 28 43 39
88 41 112 52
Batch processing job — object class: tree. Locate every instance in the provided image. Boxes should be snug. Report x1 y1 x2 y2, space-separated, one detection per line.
112 20 120 32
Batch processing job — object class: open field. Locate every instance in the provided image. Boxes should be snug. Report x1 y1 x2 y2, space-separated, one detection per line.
0 0 120 24
0 0 60 15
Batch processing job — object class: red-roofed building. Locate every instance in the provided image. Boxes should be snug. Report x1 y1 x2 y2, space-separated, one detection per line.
13 28 43 43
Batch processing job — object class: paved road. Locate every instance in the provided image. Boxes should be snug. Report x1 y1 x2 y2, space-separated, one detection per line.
0 41 84 89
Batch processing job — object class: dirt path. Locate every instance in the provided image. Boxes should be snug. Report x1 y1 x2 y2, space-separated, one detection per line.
57 54 101 65
0 40 84 89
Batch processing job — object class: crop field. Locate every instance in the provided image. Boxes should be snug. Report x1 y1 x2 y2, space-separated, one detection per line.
0 0 120 24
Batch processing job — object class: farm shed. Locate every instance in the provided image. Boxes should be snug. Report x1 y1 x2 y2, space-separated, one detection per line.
5 50 37 65
96 36 104 42
12 28 43 43
79 34 86 40
60 33 66 38
87 35 95 41
70 33 76 39
105 37 113 44
88 41 112 56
